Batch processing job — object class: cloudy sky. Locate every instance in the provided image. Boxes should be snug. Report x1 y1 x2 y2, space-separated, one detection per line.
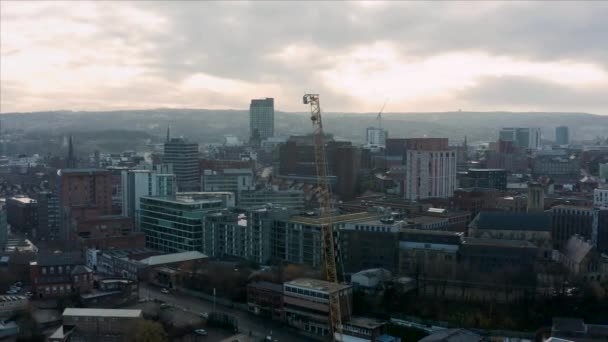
1 1 607 114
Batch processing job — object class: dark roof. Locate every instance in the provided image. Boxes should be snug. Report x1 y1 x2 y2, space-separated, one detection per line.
71 265 93 275
419 329 483 342
471 211 551 231
248 281 283 293
35 252 84 266
552 317 586 333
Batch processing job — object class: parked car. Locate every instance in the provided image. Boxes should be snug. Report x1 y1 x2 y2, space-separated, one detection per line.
194 329 207 336
160 288 169 294
200 312 209 319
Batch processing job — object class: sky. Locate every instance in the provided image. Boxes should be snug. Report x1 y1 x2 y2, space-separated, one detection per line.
1 1 607 114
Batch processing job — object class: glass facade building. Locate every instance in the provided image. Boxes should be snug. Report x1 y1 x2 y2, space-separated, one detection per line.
140 196 223 253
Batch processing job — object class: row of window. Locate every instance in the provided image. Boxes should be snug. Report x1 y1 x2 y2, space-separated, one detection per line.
284 286 329 299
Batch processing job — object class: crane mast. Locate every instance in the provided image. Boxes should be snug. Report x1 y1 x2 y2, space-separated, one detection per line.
303 94 343 339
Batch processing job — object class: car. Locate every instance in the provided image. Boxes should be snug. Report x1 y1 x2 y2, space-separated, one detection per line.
14 282 23 287
25 292 33 297
200 312 209 319
160 303 172 309
160 288 169 294
194 329 207 336
6 290 18 295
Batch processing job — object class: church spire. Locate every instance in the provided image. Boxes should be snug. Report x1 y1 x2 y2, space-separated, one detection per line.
67 135 76 168
166 125 171 143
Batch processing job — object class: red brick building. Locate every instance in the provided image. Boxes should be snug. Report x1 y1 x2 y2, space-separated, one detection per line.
29 252 93 299
247 281 284 321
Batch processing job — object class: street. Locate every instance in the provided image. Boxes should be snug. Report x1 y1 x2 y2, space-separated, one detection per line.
139 283 312 342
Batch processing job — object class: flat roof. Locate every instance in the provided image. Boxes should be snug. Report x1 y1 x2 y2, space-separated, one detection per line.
139 251 207 266
462 237 536 248
345 316 387 329
289 212 381 225
10 197 36 204
63 308 142 318
285 278 351 293
0 295 27 302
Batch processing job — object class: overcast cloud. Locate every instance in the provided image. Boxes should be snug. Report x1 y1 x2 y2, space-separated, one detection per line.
1 1 607 114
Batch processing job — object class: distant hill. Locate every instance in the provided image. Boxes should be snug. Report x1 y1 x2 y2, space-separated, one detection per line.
1 109 606 148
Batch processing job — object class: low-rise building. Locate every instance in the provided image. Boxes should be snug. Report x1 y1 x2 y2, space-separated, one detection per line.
551 317 608 342
49 308 142 342
80 279 139 308
0 295 28 318
398 230 462 277
247 281 284 321
561 235 604 282
468 211 552 247
351 269 392 290
29 252 93 299
338 316 394 342
284 278 353 339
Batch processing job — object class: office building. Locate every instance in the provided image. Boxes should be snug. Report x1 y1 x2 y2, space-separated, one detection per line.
499 127 541 149
555 126 570 145
551 205 598 250
283 278 352 338
340 218 402 274
365 127 388 148
460 169 507 191
599 163 608 182
398 229 462 277
6 197 38 237
121 168 177 221
202 210 247 259
405 143 457 201
238 190 305 211
250 98 274 140
164 138 200 191
460 238 538 275
0 204 6 248
139 194 223 253
595 188 608 208
49 308 142 342
270 212 382 269
532 156 580 178
37 191 60 241
201 168 255 202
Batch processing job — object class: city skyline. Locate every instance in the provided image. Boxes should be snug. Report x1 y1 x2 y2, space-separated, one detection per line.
1 1 608 114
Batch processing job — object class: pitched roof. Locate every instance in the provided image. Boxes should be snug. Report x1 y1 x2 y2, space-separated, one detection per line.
563 236 593 264
471 211 551 231
419 329 483 342
63 308 142 318
71 265 93 275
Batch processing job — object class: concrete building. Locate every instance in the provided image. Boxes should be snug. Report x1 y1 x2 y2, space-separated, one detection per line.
460 238 539 275
0 205 6 248
365 127 388 149
250 98 274 140
283 278 353 339
398 230 462 277
594 188 608 208
202 210 247 259
238 190 305 211
527 182 545 212
339 316 394 342
139 194 223 253
36 191 60 241
405 149 457 201
499 127 541 149
201 168 255 203
532 156 580 178
555 126 570 145
164 138 200 191
49 308 142 342
468 211 552 247
340 218 402 274
6 196 38 237
459 169 507 191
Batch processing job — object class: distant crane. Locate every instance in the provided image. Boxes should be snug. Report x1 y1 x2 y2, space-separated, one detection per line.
376 98 389 129
303 94 343 340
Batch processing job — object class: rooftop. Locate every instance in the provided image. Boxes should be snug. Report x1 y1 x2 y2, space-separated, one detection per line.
9 196 37 204
63 308 142 318
419 329 483 342
462 237 537 248
285 278 351 293
139 251 207 266
344 316 387 329
289 211 381 225
471 211 551 231
0 295 27 302
248 281 283 293
60 168 108 175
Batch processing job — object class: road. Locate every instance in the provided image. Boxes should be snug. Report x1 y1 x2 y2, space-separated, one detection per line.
140 283 311 342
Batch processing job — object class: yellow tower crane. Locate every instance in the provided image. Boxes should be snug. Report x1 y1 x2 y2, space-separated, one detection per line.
303 94 343 340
